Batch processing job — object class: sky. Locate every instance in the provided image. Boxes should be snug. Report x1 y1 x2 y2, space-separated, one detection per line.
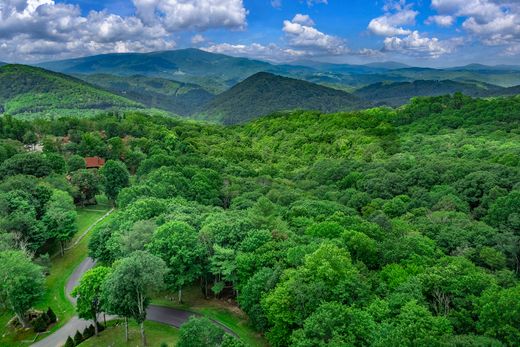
1 0 520 66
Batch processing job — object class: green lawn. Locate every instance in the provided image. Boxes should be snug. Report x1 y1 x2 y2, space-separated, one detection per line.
0 198 112 346
78 320 178 347
152 286 267 347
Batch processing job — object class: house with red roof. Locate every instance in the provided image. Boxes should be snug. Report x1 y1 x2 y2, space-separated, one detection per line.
84 156 105 169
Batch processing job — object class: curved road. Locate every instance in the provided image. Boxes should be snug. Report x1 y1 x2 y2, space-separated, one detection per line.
32 244 235 346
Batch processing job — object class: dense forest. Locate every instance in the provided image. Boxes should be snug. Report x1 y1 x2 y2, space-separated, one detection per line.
0 92 519 346
0 65 143 118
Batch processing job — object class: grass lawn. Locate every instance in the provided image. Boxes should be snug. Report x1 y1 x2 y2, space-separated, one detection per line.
0 198 112 346
78 320 178 347
152 286 268 347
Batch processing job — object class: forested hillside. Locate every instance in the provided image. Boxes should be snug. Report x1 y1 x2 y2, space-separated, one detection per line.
199 72 367 124
0 65 142 118
354 80 504 106
79 74 214 116
1 92 519 346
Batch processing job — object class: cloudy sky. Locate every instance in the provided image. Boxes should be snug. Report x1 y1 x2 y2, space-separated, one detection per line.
1 0 520 66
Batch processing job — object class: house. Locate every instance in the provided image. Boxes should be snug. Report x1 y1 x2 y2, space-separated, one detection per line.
84 156 105 169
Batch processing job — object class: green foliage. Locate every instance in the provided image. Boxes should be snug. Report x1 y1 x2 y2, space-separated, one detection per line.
64 336 75 347
71 266 111 332
100 160 129 202
73 330 84 345
102 251 166 325
46 307 57 323
477 285 520 346
0 153 53 178
0 250 45 326
31 312 50 332
71 169 103 205
147 221 205 301
177 316 225 347
0 64 142 117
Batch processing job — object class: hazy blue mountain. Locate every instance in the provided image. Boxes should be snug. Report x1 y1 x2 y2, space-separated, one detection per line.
198 72 368 124
78 74 214 116
363 61 411 69
447 63 520 71
0 64 142 118
37 48 275 93
354 80 504 106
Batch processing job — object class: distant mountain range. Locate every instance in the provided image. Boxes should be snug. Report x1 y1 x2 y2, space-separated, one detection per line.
353 80 504 107
198 72 367 124
1 49 520 123
0 64 141 117
36 49 520 92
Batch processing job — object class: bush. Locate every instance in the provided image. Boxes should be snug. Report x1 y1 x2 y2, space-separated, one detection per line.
31 313 49 333
73 330 83 345
64 336 75 347
46 307 57 324
160 343 169 347
83 324 95 339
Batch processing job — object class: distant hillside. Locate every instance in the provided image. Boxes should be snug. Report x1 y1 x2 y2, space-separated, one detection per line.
493 84 520 96
198 72 368 124
354 80 504 106
364 61 410 69
38 49 274 93
79 74 214 116
0 64 142 117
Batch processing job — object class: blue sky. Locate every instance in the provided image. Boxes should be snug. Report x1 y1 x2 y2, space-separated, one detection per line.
1 0 520 66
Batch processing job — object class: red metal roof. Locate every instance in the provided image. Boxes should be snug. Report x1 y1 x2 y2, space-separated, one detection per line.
84 157 105 169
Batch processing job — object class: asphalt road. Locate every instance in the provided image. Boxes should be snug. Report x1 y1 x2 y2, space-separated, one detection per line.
32 254 235 346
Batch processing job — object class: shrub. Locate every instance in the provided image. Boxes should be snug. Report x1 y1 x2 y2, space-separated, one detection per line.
31 313 49 333
73 330 83 345
46 307 57 324
82 325 94 339
64 336 75 347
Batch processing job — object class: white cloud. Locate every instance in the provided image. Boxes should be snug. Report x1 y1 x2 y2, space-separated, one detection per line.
202 42 306 61
191 34 205 44
133 0 248 31
425 15 455 27
283 14 347 55
0 0 249 61
383 31 462 58
431 0 520 53
292 14 315 26
368 1 417 36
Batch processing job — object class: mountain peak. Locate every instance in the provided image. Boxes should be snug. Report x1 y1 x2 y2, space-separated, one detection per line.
199 72 367 124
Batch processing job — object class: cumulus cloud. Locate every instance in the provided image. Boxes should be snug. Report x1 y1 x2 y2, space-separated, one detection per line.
292 14 315 27
283 14 347 55
425 15 455 27
0 0 248 61
202 42 306 61
368 0 417 36
133 0 247 31
431 0 520 52
383 31 463 58
191 34 206 44
270 0 327 8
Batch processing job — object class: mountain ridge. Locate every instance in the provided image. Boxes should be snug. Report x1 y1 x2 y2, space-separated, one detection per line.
0 64 142 117
198 72 368 124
